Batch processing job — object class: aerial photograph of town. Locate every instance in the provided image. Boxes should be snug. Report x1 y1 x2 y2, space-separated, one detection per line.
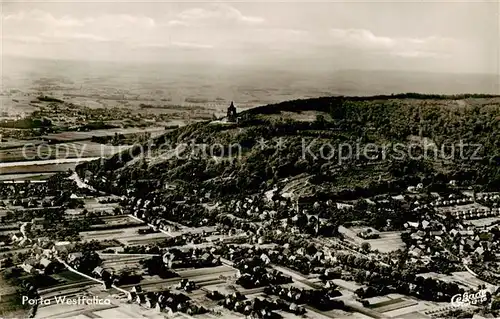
1 1 499 319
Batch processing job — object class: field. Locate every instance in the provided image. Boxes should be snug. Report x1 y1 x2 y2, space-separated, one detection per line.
362 293 444 318
0 162 80 175
465 217 500 228
331 279 364 292
364 231 405 253
0 141 131 163
369 297 418 313
42 127 166 142
339 227 404 253
101 255 146 273
451 271 497 290
66 201 121 216
79 220 169 246
54 270 87 282
0 173 55 181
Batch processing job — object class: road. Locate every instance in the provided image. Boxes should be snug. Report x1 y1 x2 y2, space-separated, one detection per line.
0 157 99 169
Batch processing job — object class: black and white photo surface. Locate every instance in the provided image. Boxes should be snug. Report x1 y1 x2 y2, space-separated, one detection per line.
0 1 499 318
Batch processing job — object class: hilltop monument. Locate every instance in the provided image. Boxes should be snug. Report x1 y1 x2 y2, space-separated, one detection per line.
227 101 237 122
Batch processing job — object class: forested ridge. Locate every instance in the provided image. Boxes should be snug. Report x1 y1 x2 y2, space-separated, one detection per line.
77 94 500 201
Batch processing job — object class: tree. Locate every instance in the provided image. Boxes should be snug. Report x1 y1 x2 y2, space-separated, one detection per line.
354 288 365 298
361 242 371 253
306 243 317 256
491 298 500 310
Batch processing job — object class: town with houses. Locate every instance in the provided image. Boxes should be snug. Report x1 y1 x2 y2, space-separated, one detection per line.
2 168 500 319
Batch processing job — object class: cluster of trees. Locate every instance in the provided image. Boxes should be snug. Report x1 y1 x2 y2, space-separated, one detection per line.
0 173 75 201
112 269 142 286
235 258 292 289
76 250 102 274
0 117 52 129
140 256 179 279
91 132 152 146
264 285 344 311
335 252 465 302
25 207 105 241
37 95 63 103
69 240 105 253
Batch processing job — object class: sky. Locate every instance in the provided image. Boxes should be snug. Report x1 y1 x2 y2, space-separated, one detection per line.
1 0 499 74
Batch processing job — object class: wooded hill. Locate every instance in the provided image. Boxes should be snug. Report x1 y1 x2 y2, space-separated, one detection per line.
77 94 500 201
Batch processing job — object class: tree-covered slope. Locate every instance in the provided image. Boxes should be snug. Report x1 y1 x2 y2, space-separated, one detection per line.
77 94 500 201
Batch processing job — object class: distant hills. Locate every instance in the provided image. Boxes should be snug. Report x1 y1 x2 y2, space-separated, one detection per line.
3 56 499 104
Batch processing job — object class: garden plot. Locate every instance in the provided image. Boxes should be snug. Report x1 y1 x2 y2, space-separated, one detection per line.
80 225 169 244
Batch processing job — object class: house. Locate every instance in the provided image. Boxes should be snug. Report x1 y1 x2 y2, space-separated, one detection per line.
177 279 195 292
131 285 143 294
70 193 83 199
257 236 266 245
474 246 485 256
52 241 74 254
162 305 174 315
145 298 156 309
155 302 165 312
405 221 419 229
459 230 474 236
163 253 175 268
21 262 37 274
31 218 45 231
67 252 83 265
36 237 50 247
136 294 146 304
93 266 105 277
421 220 430 229
93 266 110 280
260 254 271 265
409 246 423 257
11 232 23 243
201 253 211 262
39 257 52 268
